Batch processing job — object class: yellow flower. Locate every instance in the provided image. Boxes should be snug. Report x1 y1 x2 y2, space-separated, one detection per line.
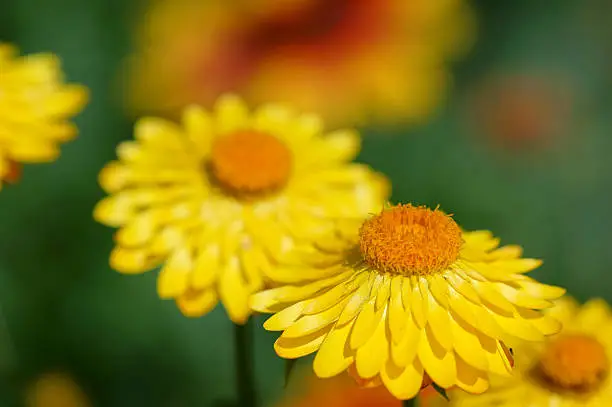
94 94 389 324
0 43 88 187
26 372 90 407
448 297 612 407
251 204 565 400
126 0 474 126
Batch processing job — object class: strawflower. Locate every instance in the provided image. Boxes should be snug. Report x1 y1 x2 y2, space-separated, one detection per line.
94 94 389 324
251 204 565 399
126 0 474 126
448 297 612 407
0 44 88 187
26 373 90 407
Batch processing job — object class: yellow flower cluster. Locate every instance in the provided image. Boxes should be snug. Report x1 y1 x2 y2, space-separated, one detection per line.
93 95 565 401
3 20 590 404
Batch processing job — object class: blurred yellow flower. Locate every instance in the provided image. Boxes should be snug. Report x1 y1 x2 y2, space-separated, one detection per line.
448 297 612 407
26 373 90 407
0 44 88 188
251 203 565 400
126 0 474 126
94 94 389 324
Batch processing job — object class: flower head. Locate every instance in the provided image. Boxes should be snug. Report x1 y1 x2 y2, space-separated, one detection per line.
448 297 612 407
0 44 88 187
94 94 389 324
251 203 565 399
26 372 90 407
126 0 474 126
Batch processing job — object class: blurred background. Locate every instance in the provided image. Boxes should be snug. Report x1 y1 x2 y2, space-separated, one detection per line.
1 0 612 406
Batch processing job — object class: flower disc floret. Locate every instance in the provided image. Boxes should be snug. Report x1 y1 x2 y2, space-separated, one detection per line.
358 204 462 275
539 334 608 390
210 130 292 196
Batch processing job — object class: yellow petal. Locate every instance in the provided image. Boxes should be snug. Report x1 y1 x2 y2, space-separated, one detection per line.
350 299 378 350
375 276 392 310
274 326 332 359
282 295 351 338
496 282 552 309
7 139 59 162
313 232 352 253
94 194 136 226
182 105 213 156
428 274 450 308
313 320 356 378
485 340 513 377
517 308 562 336
251 269 355 313
214 94 249 134
240 248 264 291
425 288 453 351
455 355 489 394
115 211 160 247
488 258 543 274
489 245 523 260
472 280 516 314
450 315 488 371
403 277 427 328
134 117 186 150
388 276 407 344
489 308 544 342
252 103 294 137
191 244 220 289
515 278 566 300
446 271 481 303
337 278 372 326
318 129 360 164
263 302 307 331
576 298 612 329
157 248 193 298
381 359 424 400
45 84 88 116
219 258 251 324
290 113 323 143
417 325 456 388
110 246 156 274
176 288 218 317
355 307 389 379
303 272 366 315
391 313 420 367
449 290 503 339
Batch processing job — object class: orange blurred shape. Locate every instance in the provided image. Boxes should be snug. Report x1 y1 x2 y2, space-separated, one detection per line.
469 74 573 149
281 374 401 407
279 371 438 407
3 160 22 184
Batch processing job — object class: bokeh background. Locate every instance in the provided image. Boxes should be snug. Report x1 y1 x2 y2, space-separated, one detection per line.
1 0 612 406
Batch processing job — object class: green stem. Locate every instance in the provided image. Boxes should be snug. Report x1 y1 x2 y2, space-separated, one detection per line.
234 321 257 407
403 398 418 407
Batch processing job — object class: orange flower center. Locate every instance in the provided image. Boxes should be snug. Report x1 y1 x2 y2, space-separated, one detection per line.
539 334 609 390
358 204 463 275
209 130 292 196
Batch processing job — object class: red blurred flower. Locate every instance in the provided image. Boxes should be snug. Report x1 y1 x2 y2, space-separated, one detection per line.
126 0 474 126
